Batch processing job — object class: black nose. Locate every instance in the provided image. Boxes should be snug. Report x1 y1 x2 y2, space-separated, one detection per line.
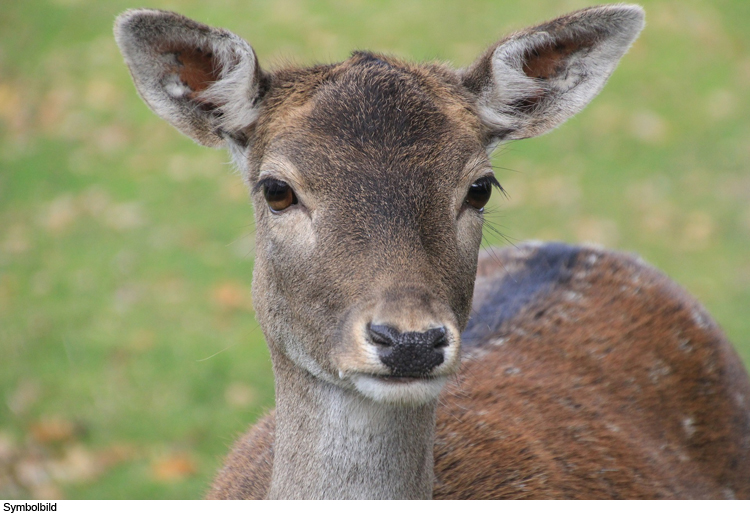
368 324 447 377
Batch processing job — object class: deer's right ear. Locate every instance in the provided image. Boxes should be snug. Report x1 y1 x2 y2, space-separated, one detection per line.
114 10 265 148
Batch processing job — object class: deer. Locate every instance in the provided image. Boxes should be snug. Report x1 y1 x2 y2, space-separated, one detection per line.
114 4 750 499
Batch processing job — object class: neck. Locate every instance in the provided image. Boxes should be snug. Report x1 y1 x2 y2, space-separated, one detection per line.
267 353 437 499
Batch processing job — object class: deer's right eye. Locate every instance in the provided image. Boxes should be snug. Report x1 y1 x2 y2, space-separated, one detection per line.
262 180 298 212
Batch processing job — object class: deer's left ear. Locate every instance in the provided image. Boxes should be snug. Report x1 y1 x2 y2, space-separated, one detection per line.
462 4 644 147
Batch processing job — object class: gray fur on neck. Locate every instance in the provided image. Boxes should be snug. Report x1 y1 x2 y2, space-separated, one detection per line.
268 354 437 499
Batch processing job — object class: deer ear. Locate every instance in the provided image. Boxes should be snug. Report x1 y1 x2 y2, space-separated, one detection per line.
114 9 265 148
462 4 644 147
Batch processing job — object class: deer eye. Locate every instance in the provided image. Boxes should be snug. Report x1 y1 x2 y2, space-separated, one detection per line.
464 177 493 211
262 179 298 212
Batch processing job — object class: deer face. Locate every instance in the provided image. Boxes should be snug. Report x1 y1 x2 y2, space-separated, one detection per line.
248 55 491 403
115 6 644 405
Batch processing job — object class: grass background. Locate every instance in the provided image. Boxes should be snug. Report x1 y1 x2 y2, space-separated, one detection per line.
1 0 748 499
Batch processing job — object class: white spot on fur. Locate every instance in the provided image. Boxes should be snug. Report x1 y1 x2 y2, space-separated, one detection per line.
491 337 508 347
678 338 693 354
164 76 191 98
682 416 696 438
648 359 672 384
563 291 582 302
691 308 710 330
605 422 621 433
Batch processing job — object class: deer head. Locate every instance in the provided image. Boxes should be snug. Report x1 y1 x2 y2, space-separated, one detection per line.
115 5 644 407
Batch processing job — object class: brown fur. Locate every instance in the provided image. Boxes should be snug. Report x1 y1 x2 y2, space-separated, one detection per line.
209 244 750 499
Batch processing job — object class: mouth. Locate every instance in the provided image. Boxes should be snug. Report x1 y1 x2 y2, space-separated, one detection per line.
349 373 449 405
367 374 439 383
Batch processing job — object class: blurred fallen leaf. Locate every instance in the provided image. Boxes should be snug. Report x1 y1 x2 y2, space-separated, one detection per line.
0 83 24 129
31 483 64 500
151 453 197 482
0 432 17 466
28 417 79 444
211 281 252 312
15 456 50 489
97 443 138 467
48 445 100 484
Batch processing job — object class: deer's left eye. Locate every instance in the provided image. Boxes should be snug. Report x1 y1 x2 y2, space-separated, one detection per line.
262 179 298 212
464 177 493 211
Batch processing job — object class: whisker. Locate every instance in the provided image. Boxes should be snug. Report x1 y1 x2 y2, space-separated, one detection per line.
197 346 232 362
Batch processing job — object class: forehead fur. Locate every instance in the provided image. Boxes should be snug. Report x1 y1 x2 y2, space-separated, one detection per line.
251 52 484 174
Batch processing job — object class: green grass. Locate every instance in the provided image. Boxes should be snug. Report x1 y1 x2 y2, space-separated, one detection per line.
1 0 748 499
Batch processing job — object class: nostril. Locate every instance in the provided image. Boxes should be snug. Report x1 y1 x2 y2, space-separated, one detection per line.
423 326 448 349
368 325 448 349
368 324 398 347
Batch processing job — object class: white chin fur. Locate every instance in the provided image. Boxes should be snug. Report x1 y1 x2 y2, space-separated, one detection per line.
352 375 447 406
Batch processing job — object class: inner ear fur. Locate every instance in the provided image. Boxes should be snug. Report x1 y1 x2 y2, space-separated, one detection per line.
462 4 645 145
114 9 265 148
